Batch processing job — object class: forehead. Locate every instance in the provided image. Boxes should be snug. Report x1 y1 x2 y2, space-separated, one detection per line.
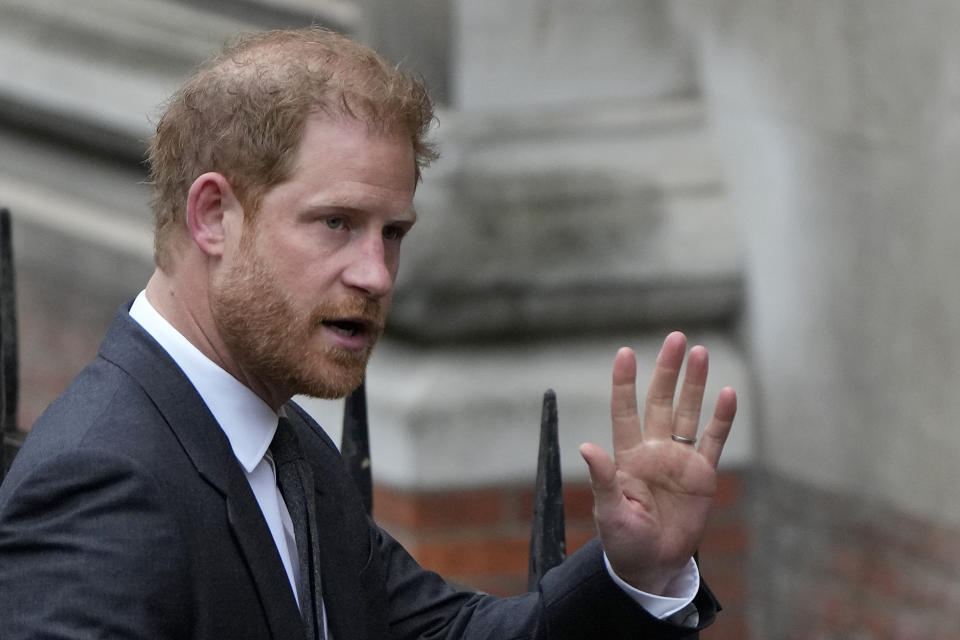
311 116 413 178
264 115 418 217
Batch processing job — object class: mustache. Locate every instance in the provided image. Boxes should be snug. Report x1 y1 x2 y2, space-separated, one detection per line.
309 296 387 333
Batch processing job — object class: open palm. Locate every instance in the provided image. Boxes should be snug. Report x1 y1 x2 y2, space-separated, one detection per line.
579 332 737 594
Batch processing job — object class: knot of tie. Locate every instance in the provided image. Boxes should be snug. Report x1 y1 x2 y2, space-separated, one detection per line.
271 416 302 468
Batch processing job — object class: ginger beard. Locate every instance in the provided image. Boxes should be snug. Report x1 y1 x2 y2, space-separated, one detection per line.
211 229 386 400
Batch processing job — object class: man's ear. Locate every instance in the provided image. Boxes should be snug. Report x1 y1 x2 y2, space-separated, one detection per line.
186 172 243 257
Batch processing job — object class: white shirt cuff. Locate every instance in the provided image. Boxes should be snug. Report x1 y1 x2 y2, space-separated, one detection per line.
602 553 699 620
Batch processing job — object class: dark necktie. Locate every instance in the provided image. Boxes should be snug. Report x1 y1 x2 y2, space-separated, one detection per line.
272 416 326 640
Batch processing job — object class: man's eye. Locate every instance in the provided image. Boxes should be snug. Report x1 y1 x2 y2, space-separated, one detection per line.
382 226 407 241
324 217 345 230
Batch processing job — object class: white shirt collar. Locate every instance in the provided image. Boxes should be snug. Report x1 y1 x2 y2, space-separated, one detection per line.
128 290 278 473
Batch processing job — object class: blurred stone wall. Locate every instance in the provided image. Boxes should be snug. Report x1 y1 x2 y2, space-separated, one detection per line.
690 1 960 635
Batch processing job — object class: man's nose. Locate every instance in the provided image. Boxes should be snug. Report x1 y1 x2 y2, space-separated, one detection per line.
342 233 394 298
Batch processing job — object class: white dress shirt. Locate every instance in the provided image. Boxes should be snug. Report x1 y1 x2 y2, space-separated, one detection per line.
128 290 699 624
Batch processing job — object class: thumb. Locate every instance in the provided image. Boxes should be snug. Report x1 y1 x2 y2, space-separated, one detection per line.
579 443 621 513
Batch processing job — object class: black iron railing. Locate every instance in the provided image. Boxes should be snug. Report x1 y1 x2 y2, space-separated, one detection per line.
340 382 567 585
1 208 21 479
340 382 373 515
528 389 566 587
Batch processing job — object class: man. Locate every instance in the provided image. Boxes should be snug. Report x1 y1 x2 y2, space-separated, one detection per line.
0 28 737 639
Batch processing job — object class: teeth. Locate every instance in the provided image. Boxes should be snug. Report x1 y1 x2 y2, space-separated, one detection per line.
328 323 358 337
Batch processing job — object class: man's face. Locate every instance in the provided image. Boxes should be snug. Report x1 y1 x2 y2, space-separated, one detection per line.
211 116 417 400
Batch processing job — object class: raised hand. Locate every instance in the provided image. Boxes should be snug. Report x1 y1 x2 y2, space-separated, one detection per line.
579 332 737 594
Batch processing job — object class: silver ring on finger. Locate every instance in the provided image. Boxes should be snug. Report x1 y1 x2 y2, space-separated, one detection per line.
670 433 697 445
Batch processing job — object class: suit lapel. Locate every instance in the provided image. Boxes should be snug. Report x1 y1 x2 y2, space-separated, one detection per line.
225 478 307 640
312 462 365 640
98 308 306 640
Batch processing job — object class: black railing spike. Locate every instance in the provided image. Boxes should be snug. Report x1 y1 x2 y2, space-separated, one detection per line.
341 381 373 515
1 207 21 481
527 388 566 590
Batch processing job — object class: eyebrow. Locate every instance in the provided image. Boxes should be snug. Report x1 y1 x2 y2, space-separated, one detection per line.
299 203 418 224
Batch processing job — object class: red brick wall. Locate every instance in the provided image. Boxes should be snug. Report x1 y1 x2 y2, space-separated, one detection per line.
750 472 960 640
373 469 750 639
700 471 750 639
12 225 147 434
15 277 117 432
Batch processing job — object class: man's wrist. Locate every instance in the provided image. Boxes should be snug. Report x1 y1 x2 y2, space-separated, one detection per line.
602 553 700 620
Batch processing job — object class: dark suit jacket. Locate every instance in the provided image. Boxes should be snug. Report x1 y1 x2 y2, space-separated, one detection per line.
0 307 719 639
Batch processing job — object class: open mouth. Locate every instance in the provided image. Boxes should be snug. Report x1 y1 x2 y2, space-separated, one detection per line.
322 319 368 337
323 320 367 338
